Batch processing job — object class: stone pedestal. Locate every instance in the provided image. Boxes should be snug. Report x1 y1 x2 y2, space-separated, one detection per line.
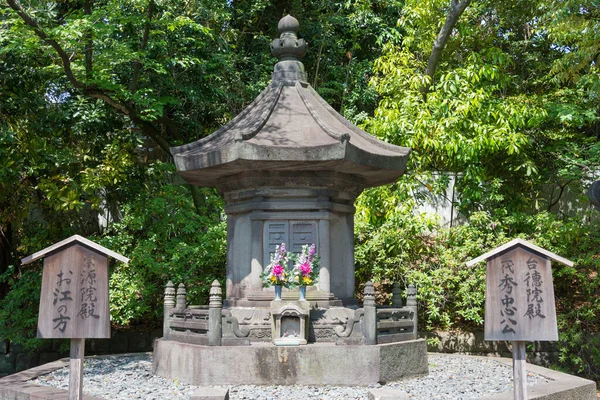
153 338 429 386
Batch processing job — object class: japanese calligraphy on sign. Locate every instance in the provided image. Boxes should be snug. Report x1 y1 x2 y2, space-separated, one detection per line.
466 239 573 341
26 236 126 339
22 235 128 400
485 247 558 341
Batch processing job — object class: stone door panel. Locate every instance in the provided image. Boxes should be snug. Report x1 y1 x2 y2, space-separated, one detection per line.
290 222 317 254
263 220 317 266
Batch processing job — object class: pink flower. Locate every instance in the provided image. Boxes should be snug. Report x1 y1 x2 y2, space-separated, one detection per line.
299 262 312 276
272 264 284 277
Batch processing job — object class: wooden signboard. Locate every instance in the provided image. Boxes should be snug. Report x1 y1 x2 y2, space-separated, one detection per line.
37 244 110 338
484 246 558 341
22 235 128 400
467 238 572 400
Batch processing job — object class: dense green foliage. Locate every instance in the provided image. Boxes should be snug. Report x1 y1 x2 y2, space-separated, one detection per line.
355 209 600 380
0 0 395 344
354 0 600 381
1 0 598 383
364 0 599 214
97 162 226 326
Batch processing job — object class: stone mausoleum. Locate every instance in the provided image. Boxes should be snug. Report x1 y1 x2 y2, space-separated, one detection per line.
153 15 428 386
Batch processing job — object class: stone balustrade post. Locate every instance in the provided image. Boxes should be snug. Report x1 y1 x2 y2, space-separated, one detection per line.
208 280 223 346
391 282 403 308
363 281 377 345
163 281 176 340
407 283 418 339
176 283 187 310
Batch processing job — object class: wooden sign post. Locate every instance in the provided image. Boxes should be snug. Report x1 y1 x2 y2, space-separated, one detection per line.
467 239 572 400
22 235 129 400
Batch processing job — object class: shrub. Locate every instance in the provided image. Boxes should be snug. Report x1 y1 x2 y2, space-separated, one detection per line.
355 208 600 382
96 163 227 327
0 162 227 349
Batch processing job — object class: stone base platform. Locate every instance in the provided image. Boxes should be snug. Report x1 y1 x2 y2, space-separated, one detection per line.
152 338 429 386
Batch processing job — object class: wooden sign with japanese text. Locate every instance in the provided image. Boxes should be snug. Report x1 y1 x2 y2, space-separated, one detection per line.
37 243 110 339
484 246 558 341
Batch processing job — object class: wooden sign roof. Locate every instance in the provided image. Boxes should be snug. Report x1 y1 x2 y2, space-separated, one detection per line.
21 234 129 265
466 238 573 267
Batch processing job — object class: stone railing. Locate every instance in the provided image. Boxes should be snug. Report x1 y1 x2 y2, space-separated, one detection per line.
362 282 418 345
377 282 418 343
162 280 418 346
163 281 222 346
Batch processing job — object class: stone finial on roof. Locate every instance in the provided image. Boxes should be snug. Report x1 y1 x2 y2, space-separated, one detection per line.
278 14 300 33
270 14 307 84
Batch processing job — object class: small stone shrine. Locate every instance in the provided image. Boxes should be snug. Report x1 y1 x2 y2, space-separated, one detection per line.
153 15 428 386
271 301 310 346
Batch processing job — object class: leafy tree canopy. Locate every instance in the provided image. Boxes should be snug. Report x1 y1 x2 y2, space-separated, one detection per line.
361 0 599 217
1 0 599 382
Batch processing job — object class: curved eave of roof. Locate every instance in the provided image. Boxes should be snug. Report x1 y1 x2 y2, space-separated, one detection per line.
302 84 409 157
172 81 410 187
174 141 408 188
175 141 409 170
171 83 283 157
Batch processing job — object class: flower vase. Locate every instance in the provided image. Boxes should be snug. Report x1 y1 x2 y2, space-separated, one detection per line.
299 285 306 301
274 285 282 301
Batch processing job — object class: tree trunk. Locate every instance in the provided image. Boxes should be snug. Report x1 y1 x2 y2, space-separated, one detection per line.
421 0 472 98
0 222 13 299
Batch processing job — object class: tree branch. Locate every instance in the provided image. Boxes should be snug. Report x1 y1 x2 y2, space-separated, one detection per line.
547 180 573 211
7 0 174 156
422 0 471 98
84 89 131 115
130 0 155 94
127 110 173 154
84 0 93 80
312 37 325 89
5 0 212 217
6 0 84 89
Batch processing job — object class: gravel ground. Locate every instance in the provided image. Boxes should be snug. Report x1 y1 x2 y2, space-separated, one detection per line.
30 353 551 400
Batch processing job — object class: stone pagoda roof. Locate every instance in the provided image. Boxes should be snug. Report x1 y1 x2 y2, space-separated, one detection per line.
172 15 410 190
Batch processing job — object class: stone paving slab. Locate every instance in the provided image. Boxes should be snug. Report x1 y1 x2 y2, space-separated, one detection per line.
0 354 125 400
462 354 597 400
189 387 230 400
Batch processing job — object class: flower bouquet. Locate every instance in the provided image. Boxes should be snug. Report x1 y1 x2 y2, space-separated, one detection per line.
261 243 291 299
292 243 319 289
